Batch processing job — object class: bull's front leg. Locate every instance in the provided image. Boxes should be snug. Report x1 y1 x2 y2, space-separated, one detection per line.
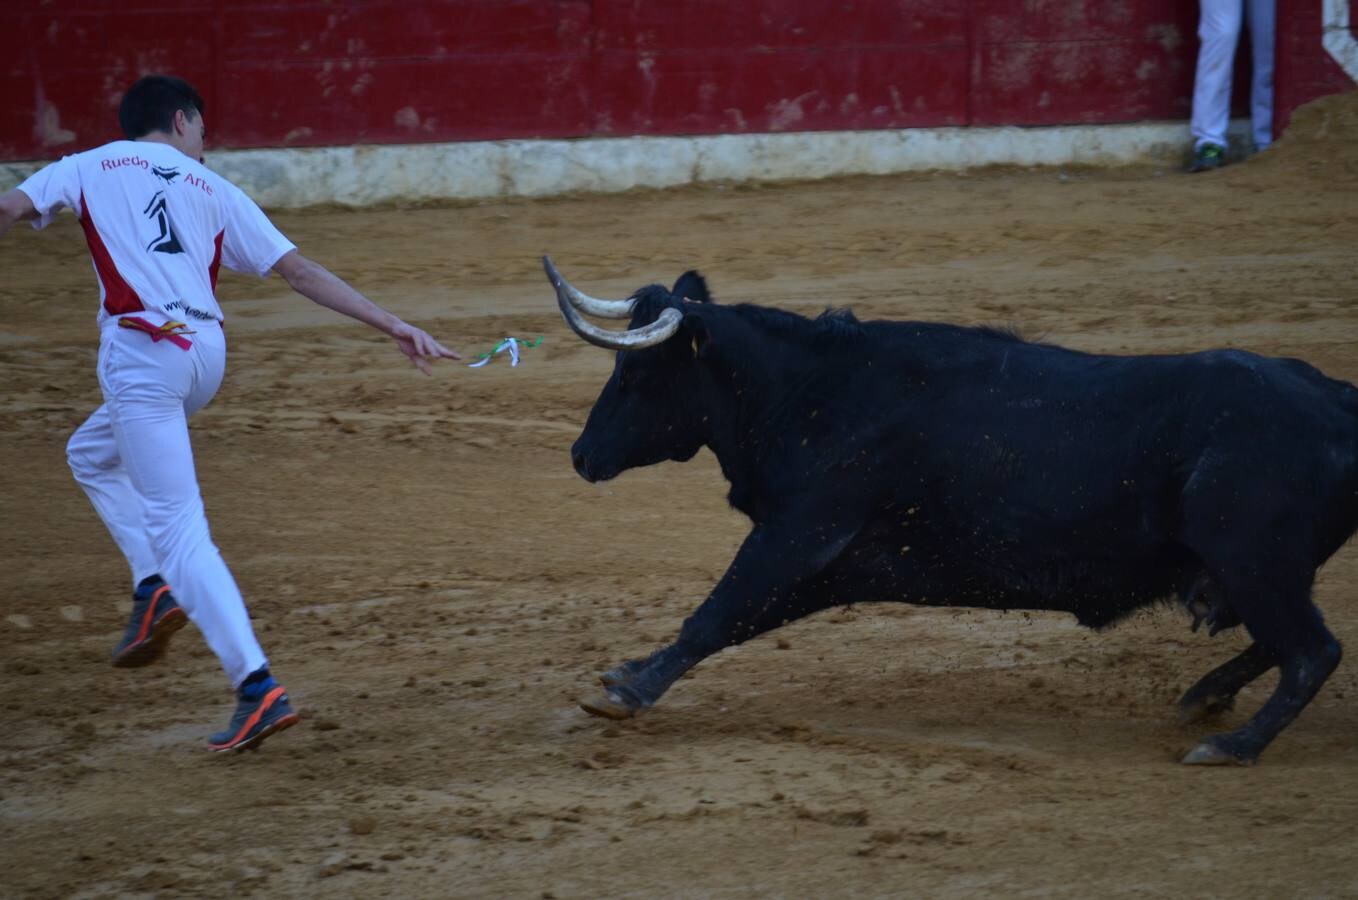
582 516 860 719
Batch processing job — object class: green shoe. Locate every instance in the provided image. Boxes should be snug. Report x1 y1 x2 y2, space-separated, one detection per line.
1189 143 1227 173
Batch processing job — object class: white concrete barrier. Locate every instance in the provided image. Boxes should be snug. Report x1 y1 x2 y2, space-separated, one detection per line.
2 120 1250 210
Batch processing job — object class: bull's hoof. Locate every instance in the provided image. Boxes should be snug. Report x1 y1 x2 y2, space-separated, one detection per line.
1181 740 1255 766
599 659 646 688
580 689 644 720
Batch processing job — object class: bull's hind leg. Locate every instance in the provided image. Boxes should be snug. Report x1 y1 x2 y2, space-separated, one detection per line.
1180 578 1342 765
1177 471 1346 764
1177 642 1277 724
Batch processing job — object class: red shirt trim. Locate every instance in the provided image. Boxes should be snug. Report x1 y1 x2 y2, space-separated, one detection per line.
209 229 224 293
78 191 144 316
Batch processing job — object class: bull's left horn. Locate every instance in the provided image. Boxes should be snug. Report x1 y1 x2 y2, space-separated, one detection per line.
542 258 636 319
544 256 682 351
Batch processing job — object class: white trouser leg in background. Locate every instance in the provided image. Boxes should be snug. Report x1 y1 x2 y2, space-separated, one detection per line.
1191 0 1244 151
74 321 267 687
1245 0 1276 149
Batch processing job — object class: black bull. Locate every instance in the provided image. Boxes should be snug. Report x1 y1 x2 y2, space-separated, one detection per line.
545 257 1357 766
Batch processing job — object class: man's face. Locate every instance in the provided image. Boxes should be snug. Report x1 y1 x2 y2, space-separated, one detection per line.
178 108 206 162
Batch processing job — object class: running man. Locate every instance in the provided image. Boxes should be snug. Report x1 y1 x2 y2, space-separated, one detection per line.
0 75 461 751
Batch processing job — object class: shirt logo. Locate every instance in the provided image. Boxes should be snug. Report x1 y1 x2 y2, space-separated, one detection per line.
152 165 180 184
165 299 217 321
142 191 184 255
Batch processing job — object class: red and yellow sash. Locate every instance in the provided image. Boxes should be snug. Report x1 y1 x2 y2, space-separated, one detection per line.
117 316 195 350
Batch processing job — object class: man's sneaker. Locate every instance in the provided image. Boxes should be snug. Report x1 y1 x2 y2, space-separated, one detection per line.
111 576 188 668
1189 143 1227 173
207 684 300 752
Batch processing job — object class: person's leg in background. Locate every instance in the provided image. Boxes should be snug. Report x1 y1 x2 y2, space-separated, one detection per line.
1190 0 1243 171
1246 0 1276 150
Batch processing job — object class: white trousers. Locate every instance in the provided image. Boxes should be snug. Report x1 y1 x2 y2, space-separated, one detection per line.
1191 0 1276 151
67 320 266 687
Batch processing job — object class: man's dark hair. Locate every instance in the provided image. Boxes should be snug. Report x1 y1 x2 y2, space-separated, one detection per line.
118 76 205 140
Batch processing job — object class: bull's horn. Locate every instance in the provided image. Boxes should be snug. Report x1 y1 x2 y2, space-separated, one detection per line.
542 257 636 319
544 256 682 351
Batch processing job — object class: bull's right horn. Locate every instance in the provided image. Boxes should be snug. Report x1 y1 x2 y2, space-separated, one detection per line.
544 256 682 351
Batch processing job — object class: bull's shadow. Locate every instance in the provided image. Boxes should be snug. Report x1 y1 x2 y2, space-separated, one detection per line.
544 256 1355 767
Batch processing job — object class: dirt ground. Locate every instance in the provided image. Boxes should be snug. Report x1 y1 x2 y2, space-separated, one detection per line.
3 94 1358 898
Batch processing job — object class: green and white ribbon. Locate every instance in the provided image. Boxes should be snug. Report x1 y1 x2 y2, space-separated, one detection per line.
468 336 543 368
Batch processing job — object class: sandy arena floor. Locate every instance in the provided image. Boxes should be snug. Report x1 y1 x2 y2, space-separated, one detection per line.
3 94 1358 898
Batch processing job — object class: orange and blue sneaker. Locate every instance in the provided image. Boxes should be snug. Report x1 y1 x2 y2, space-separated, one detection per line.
111 575 188 668
207 671 300 752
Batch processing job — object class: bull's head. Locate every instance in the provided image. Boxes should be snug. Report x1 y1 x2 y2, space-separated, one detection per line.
545 256 712 483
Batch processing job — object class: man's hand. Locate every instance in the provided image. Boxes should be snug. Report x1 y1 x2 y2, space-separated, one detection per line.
392 321 461 375
0 188 38 241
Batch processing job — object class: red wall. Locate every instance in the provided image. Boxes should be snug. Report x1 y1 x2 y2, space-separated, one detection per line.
2 0 1349 163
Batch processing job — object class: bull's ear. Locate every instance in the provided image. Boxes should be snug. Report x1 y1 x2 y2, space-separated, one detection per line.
682 311 712 360
672 271 712 304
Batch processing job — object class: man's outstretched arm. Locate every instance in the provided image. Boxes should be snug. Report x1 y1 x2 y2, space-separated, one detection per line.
272 249 461 374
0 188 38 241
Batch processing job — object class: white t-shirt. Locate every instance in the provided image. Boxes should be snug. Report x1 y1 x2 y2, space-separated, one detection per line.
18 140 296 327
